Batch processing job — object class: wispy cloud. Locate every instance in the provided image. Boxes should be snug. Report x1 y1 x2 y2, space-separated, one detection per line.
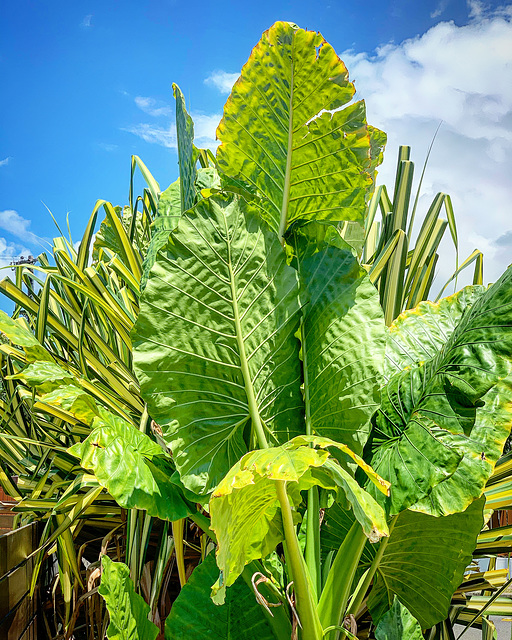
430 0 447 18
97 142 118 152
467 0 512 19
125 97 221 150
0 210 45 247
81 14 93 28
0 157 10 167
342 6 512 286
135 96 172 117
205 70 239 95
124 124 176 148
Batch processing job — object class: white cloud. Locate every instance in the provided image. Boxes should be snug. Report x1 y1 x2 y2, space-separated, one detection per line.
0 157 10 167
431 0 447 18
125 98 221 150
81 14 93 28
467 0 486 18
205 70 239 94
135 96 172 117
0 210 44 247
341 7 512 287
124 124 176 148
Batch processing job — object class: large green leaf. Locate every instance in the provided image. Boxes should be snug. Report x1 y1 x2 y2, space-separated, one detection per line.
216 21 384 238
99 555 159 640
140 179 181 290
133 193 304 494
374 597 423 640
292 223 386 456
8 360 74 393
382 286 512 514
142 171 223 290
209 441 388 603
165 553 280 640
368 269 512 515
368 497 484 629
0 310 53 362
68 407 194 521
384 286 485 380
41 385 100 423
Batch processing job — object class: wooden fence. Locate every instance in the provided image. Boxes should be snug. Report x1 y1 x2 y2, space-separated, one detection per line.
0 523 38 640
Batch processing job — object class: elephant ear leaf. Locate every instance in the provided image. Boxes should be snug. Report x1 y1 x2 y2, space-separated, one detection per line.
216 21 385 239
291 223 386 457
165 553 284 640
68 406 194 521
99 556 159 640
133 193 304 495
173 83 197 213
369 497 484 629
0 310 53 363
209 441 389 604
374 597 423 640
368 267 512 515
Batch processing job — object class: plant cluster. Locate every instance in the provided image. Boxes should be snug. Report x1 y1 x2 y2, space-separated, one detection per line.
0 20 511 640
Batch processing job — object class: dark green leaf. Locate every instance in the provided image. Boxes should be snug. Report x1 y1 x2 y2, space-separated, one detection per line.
165 553 280 640
374 597 423 640
68 408 194 521
368 269 512 515
99 555 159 640
368 497 484 629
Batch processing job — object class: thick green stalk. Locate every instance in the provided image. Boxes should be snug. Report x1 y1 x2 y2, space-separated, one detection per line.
275 480 323 640
192 512 292 640
318 521 367 631
302 320 322 598
305 486 321 599
346 515 398 617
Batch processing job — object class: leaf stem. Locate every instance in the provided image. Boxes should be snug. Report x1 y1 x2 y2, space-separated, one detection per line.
275 479 323 640
227 250 269 450
346 515 398 617
302 319 322 597
318 520 367 632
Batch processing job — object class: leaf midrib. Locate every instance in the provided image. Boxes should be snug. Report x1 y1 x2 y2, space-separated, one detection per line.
223 208 269 450
278 36 295 243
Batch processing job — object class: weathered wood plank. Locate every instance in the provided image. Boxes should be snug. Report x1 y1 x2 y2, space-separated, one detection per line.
0 522 38 640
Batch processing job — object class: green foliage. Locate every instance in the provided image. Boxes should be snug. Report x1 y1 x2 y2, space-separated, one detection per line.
291 223 386 457
368 272 512 516
1 18 511 640
368 498 484 628
216 21 384 239
68 406 195 521
209 438 389 603
99 555 159 640
165 553 282 640
133 194 304 494
374 597 423 640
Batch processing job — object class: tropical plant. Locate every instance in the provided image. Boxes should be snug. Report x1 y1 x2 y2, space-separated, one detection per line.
1 20 511 640
360 144 484 326
0 158 197 638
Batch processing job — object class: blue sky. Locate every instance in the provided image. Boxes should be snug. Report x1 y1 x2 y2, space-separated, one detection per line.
1 0 511 295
